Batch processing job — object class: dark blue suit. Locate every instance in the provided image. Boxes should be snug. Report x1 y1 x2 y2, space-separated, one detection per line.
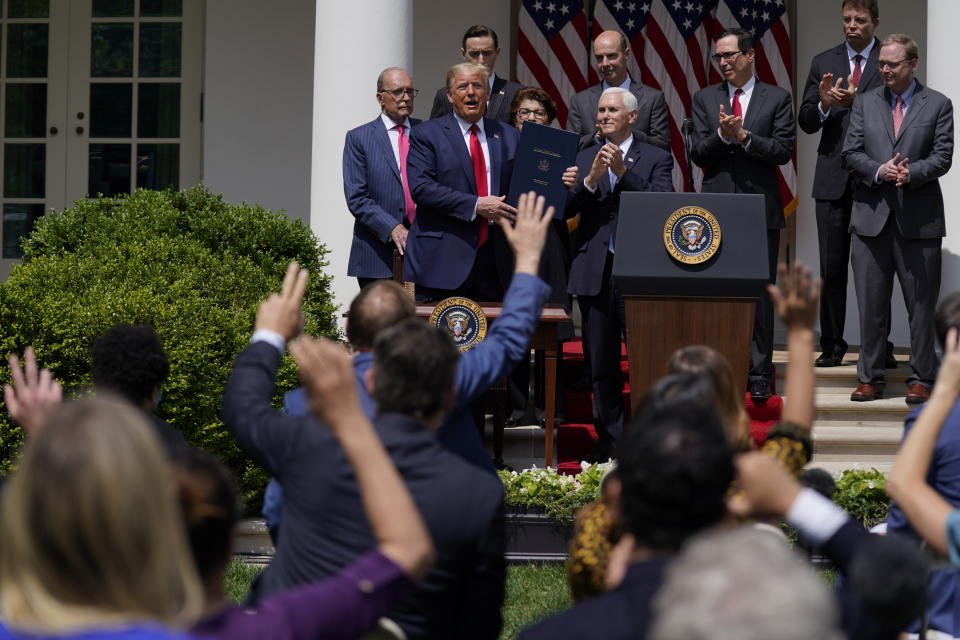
224 344 508 640
566 138 673 446
261 273 551 528
403 114 519 297
518 557 670 640
343 115 422 280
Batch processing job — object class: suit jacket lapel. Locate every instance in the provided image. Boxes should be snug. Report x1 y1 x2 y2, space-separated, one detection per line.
488 76 507 121
857 38 882 90
372 118 401 182
442 114 478 190
486 119 501 196
896 83 928 142
880 88 896 143
743 82 766 131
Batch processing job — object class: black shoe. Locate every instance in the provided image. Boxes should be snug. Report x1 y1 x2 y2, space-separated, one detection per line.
815 352 844 367
583 442 616 464
749 378 772 401
885 354 899 369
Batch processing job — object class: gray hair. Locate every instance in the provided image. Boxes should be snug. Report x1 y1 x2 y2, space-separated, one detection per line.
376 66 410 93
649 526 843 640
600 87 638 113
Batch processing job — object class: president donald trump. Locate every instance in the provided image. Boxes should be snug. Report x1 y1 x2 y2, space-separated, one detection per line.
403 62 520 302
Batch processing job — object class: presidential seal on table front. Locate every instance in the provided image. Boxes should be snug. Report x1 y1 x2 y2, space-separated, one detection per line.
429 297 488 352
663 206 722 264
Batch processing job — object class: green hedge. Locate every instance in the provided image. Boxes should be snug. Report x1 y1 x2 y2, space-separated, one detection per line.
833 467 889 528
0 186 339 509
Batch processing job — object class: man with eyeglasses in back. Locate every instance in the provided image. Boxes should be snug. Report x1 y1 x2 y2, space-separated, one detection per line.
342 67 421 288
429 25 523 123
690 27 796 402
842 34 954 405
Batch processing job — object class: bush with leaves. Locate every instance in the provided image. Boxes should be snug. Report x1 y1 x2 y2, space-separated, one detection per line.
833 467 889 528
499 462 615 521
0 186 339 510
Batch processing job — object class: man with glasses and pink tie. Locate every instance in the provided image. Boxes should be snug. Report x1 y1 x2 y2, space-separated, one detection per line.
842 33 954 405
690 27 796 402
799 0 886 371
343 67 421 288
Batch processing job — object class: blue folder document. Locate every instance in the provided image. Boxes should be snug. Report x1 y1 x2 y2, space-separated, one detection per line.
507 122 580 218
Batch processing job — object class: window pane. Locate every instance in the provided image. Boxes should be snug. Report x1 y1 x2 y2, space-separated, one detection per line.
137 83 179 138
8 0 48 18
92 0 133 17
4 143 45 198
91 23 133 77
89 144 131 196
90 83 132 137
6 24 48 78
5 84 47 138
139 22 180 77
140 0 181 17
137 144 178 190
3 203 43 259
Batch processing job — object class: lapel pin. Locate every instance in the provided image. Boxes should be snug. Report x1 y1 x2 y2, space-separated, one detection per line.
493 133 500 139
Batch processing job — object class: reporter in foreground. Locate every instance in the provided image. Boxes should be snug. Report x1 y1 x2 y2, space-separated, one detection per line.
0 399 202 640
189 326 433 639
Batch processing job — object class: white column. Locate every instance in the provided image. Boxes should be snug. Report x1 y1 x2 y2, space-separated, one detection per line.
927 0 960 300
310 1 414 325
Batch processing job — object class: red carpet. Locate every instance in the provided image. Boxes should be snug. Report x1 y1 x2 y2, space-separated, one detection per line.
555 339 781 472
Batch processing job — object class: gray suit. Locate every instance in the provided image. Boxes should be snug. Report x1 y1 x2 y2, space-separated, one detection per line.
566 81 671 152
842 81 954 386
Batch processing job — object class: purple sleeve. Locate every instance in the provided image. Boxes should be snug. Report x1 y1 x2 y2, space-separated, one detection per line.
194 551 412 640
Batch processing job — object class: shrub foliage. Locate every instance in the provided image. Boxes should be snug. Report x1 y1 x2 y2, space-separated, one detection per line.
833 467 889 528
0 186 339 507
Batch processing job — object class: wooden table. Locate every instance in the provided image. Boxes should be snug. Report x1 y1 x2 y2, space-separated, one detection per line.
416 303 571 468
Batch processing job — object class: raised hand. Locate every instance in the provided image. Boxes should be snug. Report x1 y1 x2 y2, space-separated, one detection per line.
500 190 554 276
767 262 822 330
728 451 801 519
255 261 309 340
828 74 856 108
818 73 838 110
718 104 743 141
3 347 63 436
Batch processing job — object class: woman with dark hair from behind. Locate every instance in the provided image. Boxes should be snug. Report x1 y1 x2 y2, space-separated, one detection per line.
0 398 202 639
186 335 434 639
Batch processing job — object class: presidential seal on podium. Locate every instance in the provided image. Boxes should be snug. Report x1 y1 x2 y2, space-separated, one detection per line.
663 206 722 265
429 297 488 352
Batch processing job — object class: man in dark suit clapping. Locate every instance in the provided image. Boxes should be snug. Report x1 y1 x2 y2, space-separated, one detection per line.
798 0 884 368
691 27 796 401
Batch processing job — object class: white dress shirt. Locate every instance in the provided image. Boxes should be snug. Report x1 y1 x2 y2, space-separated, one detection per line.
452 112 492 219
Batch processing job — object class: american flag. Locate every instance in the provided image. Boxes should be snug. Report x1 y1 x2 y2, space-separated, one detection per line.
528 0 795 209
517 0 594 129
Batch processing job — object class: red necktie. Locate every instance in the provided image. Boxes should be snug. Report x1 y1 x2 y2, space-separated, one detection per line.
851 54 863 89
469 124 489 247
893 95 904 138
394 125 416 224
731 88 743 118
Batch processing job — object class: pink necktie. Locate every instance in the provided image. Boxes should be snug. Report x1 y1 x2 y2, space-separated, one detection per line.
469 124 489 247
893 95 904 138
394 125 416 224
851 54 863 89
732 88 743 118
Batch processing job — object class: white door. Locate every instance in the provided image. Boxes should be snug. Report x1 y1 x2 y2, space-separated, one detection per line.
1 0 202 274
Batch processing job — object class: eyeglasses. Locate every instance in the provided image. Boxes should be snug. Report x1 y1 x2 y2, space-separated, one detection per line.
517 108 547 119
381 88 419 99
877 59 910 71
711 50 744 63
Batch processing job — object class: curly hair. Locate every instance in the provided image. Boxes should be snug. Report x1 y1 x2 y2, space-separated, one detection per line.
91 324 170 406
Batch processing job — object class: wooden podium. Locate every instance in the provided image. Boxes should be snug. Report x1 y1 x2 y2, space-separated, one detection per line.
614 192 769 416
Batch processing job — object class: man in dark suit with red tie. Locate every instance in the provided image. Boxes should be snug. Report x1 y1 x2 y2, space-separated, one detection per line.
798 0 884 368
404 62 521 302
691 28 796 401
